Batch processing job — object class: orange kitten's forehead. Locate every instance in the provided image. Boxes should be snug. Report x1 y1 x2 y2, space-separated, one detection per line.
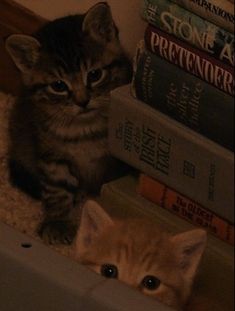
84 219 180 280
76 202 207 310
79 218 185 309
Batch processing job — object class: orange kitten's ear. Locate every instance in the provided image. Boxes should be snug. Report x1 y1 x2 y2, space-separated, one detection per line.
75 200 114 256
171 229 207 283
82 2 118 44
5 34 41 73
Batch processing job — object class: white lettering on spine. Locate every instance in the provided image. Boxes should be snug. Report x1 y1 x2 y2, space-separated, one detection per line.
220 43 234 65
161 11 214 53
149 30 234 95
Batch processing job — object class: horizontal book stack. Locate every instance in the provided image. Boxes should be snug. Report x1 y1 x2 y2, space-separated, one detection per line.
107 0 234 246
134 0 234 151
137 174 234 245
108 86 234 245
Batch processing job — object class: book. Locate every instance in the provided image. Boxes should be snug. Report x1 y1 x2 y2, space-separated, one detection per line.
137 174 234 245
132 41 234 151
142 0 234 67
100 175 234 311
100 175 235 253
108 85 234 222
144 25 234 96
170 0 234 33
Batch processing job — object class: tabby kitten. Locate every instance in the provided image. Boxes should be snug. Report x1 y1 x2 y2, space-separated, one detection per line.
75 200 207 311
5 3 132 244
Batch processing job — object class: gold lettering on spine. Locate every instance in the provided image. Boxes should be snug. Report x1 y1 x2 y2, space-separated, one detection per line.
188 82 203 128
166 83 177 110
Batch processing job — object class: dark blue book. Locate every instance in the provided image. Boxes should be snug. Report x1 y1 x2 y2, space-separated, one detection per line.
132 41 234 151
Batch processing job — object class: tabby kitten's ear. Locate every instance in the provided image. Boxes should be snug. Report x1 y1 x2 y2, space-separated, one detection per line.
82 2 118 44
5 34 41 73
171 229 207 282
75 200 114 255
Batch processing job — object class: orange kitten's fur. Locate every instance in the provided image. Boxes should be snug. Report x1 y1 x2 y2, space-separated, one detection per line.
75 200 207 311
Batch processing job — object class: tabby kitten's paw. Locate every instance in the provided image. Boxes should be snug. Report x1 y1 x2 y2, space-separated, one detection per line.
38 220 77 245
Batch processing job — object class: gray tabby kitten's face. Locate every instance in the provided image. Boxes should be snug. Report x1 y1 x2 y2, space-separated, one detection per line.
75 201 207 311
6 3 132 136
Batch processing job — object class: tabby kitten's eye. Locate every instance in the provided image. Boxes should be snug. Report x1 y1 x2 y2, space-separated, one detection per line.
100 264 118 279
49 80 69 94
87 68 106 86
141 275 161 291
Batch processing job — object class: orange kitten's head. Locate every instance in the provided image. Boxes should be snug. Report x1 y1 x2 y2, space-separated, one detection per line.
75 200 207 310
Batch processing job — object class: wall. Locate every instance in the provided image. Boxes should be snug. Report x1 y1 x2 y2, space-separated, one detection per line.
14 0 145 57
0 0 47 94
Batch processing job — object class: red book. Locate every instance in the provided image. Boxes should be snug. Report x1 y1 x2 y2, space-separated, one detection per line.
137 174 234 246
144 24 234 96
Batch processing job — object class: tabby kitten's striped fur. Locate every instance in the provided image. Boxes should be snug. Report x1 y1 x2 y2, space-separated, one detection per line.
75 200 207 311
6 3 132 244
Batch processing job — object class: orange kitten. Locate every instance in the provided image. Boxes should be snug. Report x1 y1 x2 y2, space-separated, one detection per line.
75 200 207 310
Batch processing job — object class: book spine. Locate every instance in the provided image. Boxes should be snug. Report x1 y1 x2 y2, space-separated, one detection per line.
109 85 234 222
144 25 234 96
170 0 234 33
132 42 234 151
137 174 234 245
142 0 234 67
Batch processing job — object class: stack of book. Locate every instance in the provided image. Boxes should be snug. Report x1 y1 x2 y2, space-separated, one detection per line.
135 0 234 151
107 0 234 246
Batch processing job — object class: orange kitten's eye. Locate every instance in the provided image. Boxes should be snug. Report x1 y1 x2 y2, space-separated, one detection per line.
100 264 118 279
141 275 161 291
